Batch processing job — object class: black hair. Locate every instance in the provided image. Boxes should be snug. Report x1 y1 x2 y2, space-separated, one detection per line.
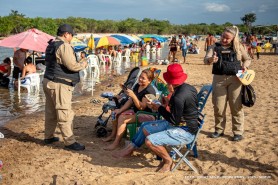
3 57 11 64
25 57 33 64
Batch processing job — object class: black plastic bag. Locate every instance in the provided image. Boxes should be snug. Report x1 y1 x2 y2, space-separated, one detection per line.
242 84 256 107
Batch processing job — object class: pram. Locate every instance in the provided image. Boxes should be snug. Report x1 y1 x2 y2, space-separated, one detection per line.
94 67 141 137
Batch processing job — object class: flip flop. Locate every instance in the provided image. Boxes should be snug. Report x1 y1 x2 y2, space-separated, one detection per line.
0 132 4 139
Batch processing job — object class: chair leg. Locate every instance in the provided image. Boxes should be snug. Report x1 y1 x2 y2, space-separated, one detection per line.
127 123 137 141
193 144 198 158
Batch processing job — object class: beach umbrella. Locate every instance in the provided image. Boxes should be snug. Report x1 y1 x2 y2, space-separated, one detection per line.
110 34 138 45
71 37 87 52
0 28 54 52
87 34 95 52
94 36 121 48
140 34 167 42
131 34 142 41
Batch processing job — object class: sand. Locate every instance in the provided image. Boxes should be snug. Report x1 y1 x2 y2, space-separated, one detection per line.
0 41 277 184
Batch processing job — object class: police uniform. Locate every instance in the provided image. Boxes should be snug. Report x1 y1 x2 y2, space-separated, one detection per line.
205 43 251 136
43 36 87 146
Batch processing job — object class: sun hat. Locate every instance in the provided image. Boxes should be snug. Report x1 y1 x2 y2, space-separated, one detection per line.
57 24 76 35
163 63 187 85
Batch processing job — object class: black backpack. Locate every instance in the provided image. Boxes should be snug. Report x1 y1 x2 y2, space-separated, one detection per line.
242 84 256 107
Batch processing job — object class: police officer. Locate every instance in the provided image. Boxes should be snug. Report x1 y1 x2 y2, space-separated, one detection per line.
43 24 88 150
205 26 251 141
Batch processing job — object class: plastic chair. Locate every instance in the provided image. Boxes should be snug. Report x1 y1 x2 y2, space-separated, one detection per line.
18 73 40 94
87 54 100 82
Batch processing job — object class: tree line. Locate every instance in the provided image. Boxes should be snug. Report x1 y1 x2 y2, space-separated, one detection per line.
0 10 276 37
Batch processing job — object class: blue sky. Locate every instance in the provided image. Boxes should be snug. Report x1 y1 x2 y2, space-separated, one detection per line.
0 0 277 25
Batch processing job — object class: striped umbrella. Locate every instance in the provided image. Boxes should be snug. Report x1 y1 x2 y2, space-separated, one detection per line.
94 36 121 48
110 34 138 45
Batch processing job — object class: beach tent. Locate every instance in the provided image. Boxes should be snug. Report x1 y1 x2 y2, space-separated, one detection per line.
0 28 54 52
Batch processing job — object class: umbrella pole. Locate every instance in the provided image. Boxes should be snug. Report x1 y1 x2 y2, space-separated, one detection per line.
32 51 36 65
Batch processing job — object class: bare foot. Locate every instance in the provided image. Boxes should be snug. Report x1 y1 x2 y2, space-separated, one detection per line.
112 144 134 158
158 162 174 173
102 136 114 142
103 143 118 151
155 161 164 172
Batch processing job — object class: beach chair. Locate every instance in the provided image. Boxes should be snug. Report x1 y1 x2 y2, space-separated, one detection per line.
170 84 212 173
170 112 205 173
87 54 100 83
18 73 40 94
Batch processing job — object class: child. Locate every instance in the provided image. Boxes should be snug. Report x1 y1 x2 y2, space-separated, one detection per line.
256 43 262 60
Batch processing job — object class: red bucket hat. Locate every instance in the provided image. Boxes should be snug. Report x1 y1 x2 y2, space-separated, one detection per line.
163 64 187 85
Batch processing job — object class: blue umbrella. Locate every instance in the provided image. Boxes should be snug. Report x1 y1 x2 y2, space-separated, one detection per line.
110 34 138 45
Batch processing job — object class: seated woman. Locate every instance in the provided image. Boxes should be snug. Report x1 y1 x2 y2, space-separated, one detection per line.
103 69 157 150
114 64 199 172
112 85 174 158
20 57 36 85
0 57 12 87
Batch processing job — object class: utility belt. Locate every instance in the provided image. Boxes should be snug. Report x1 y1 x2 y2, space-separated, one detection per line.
45 76 74 87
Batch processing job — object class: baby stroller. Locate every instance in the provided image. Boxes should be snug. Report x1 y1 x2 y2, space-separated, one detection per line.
94 67 141 137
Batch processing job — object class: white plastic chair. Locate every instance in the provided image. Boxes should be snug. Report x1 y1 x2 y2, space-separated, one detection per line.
87 54 100 82
18 73 40 94
122 49 131 69
113 51 122 68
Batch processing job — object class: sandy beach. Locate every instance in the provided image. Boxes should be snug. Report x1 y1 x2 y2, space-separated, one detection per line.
0 41 277 185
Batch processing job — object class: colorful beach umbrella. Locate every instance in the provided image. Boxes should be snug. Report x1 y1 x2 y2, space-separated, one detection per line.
0 28 54 52
140 34 167 42
131 34 142 41
110 34 138 45
94 36 120 48
71 37 87 52
87 34 95 50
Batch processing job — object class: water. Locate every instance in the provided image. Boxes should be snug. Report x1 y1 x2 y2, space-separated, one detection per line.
0 42 170 126
0 47 14 62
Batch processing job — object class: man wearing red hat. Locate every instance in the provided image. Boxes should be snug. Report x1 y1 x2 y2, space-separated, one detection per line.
114 64 198 172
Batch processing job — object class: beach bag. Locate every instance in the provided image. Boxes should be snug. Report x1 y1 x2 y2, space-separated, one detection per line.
241 84 256 107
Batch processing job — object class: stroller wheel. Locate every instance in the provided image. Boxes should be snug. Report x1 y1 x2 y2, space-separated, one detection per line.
95 126 108 137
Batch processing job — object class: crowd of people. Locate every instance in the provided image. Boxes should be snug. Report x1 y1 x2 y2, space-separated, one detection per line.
4 23 278 173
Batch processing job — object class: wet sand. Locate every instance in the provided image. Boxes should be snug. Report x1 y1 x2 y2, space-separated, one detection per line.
0 41 277 184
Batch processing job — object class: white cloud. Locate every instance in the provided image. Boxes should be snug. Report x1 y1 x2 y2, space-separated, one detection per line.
205 3 230 12
258 4 268 12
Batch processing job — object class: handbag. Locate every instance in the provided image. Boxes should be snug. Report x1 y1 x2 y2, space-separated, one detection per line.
241 84 256 107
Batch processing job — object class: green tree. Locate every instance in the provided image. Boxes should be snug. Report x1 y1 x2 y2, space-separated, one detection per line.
241 13 256 32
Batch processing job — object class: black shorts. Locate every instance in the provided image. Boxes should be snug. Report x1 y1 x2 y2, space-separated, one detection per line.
170 47 177 52
12 66 22 79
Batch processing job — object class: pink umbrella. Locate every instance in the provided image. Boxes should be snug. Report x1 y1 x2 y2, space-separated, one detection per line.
0 28 54 52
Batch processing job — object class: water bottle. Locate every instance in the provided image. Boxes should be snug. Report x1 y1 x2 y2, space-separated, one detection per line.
169 150 177 161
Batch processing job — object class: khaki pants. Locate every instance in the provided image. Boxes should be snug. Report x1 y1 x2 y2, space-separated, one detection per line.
212 75 244 135
43 78 76 145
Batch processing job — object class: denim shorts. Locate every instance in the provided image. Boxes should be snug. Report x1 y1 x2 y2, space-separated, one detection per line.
144 120 195 146
182 49 187 57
